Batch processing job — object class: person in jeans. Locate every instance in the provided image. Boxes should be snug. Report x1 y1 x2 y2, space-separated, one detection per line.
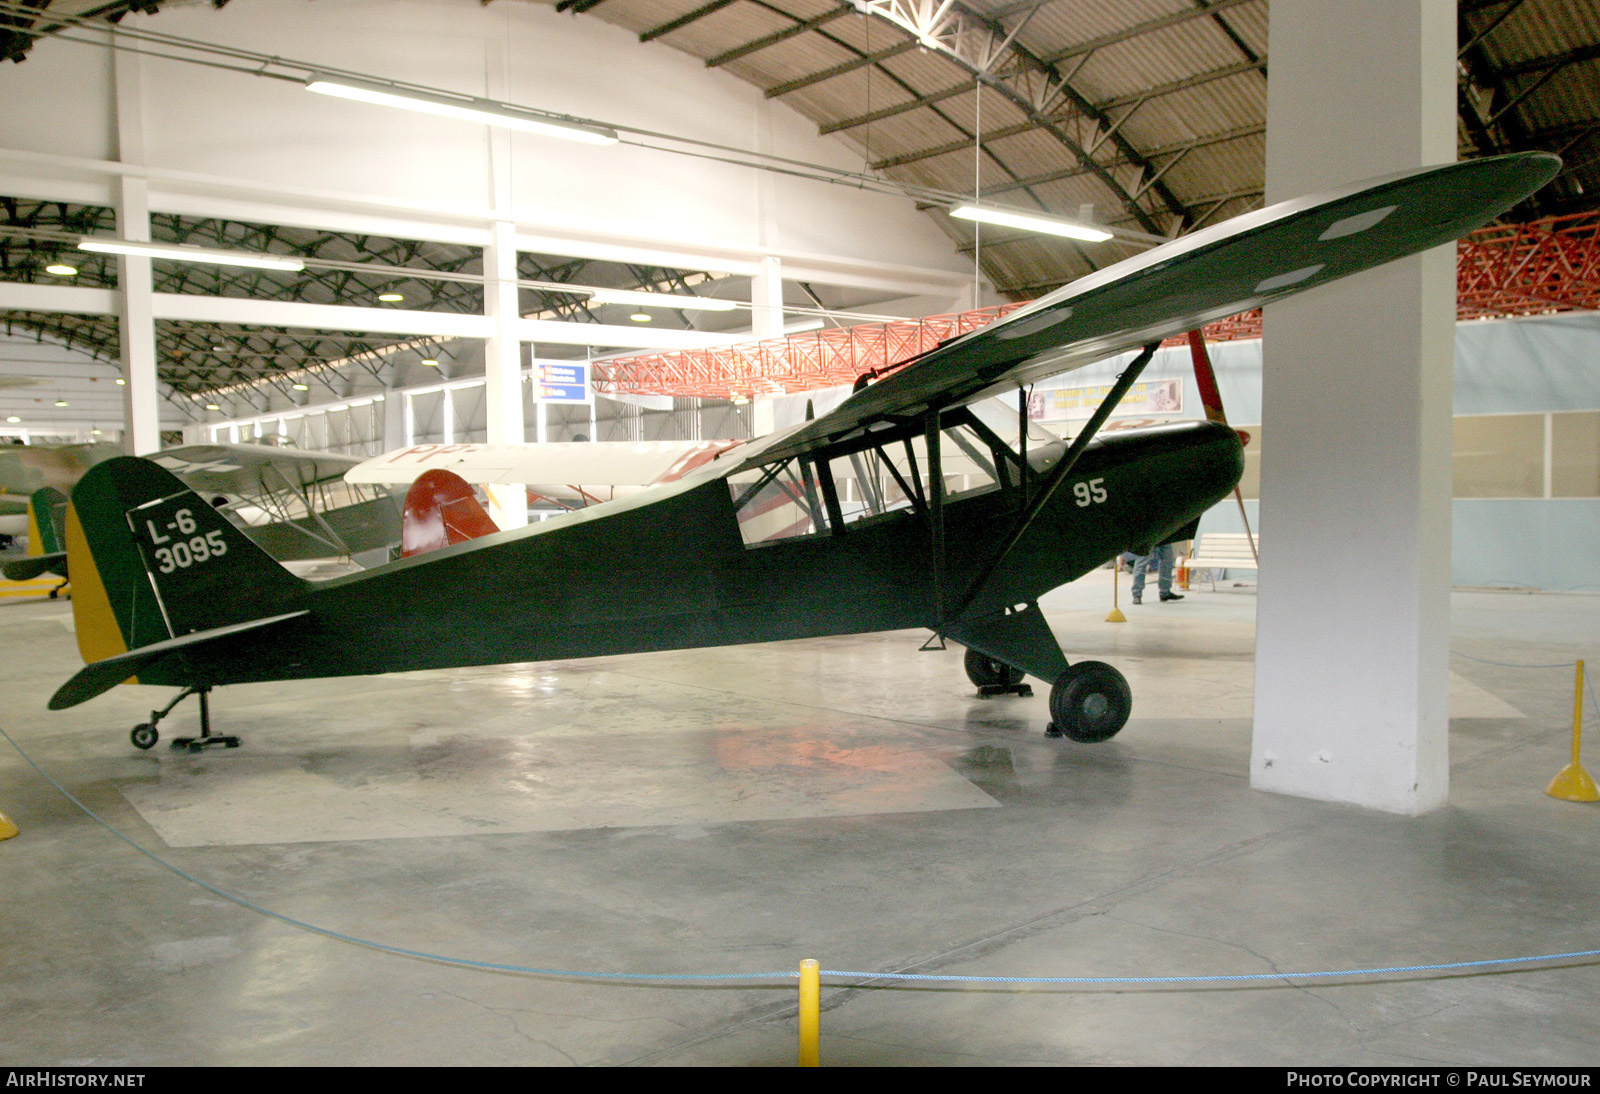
1121 544 1183 605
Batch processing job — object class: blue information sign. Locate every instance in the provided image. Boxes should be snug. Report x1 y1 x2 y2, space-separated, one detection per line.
531 361 590 404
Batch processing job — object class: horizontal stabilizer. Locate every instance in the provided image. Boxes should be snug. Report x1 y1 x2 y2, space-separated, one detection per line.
2 552 65 582
49 610 309 711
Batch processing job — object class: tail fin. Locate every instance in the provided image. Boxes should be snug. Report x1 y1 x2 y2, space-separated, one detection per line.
401 468 498 557
0 487 71 582
27 486 69 556
67 456 304 654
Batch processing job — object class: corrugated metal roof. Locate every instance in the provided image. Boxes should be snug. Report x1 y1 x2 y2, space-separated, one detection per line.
556 0 1592 295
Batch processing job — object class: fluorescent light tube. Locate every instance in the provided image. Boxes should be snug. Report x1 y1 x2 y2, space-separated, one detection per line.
589 288 739 311
77 237 305 272
949 205 1114 242
306 76 618 146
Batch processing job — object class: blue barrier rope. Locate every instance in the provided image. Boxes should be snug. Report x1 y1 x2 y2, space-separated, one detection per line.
1449 650 1575 670
1449 650 1600 722
5 722 1599 990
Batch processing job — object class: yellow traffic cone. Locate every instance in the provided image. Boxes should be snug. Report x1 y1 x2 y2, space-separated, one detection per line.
1547 660 1599 803
0 809 17 840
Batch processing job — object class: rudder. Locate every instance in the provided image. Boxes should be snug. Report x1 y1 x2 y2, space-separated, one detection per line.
69 456 304 650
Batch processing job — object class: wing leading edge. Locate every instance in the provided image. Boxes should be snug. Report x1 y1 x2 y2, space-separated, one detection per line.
758 153 1560 466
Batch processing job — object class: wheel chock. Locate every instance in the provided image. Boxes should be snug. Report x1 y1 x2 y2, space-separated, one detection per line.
0 809 18 840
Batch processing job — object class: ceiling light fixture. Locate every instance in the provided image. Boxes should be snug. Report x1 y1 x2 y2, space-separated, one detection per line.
115 378 126 386
6 416 20 423
420 358 440 367
54 398 68 407
77 237 306 272
305 75 619 146
590 288 738 312
377 292 404 302
629 312 653 323
948 205 1114 243
205 403 221 411
45 263 78 276
292 383 310 391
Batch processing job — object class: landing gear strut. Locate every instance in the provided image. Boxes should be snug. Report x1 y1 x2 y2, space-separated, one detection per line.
1046 661 1132 743
129 686 238 753
963 648 1033 698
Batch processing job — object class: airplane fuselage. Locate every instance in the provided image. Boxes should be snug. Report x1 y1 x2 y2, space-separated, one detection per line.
129 419 1243 690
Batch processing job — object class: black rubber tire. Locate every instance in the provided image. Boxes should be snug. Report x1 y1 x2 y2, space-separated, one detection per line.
1048 661 1132 743
130 724 158 750
964 648 1025 688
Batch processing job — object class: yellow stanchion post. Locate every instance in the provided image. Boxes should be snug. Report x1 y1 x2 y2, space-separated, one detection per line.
1547 659 1599 803
798 959 820 1067
0 809 17 840
1106 557 1126 624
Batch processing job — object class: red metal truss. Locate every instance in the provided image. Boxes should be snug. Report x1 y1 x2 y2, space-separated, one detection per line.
593 303 1030 399
594 213 1600 400
1456 210 1600 320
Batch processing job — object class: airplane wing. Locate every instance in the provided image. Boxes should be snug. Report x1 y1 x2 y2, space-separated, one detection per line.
755 153 1560 466
152 443 367 495
344 440 744 488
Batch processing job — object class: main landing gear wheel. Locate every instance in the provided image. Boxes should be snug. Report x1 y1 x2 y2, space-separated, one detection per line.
130 724 158 750
964 648 1024 688
963 648 1033 697
1046 661 1131 743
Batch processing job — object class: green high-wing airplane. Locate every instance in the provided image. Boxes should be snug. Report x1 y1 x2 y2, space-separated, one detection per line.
48 154 1560 753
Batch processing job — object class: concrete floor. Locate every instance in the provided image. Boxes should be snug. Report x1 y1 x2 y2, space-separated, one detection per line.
1 572 1597 1067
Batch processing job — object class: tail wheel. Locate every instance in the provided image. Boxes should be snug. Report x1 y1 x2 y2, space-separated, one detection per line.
964 648 1025 689
1048 661 1131 743
130 724 159 750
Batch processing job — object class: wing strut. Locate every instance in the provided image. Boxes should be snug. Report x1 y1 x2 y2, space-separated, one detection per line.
927 411 947 624
944 341 1161 628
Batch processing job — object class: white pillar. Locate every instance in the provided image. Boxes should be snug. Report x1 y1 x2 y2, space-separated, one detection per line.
482 225 527 528
752 255 784 338
1251 0 1456 813
481 37 526 528
382 371 406 451
113 34 160 455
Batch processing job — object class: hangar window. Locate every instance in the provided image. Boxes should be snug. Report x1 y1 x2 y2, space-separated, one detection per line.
1552 411 1600 498
1454 414 1547 498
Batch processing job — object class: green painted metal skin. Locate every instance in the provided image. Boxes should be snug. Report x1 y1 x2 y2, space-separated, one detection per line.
48 153 1563 712
55 420 1240 708
0 487 69 581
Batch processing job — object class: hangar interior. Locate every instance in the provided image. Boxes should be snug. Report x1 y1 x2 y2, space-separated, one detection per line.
2 0 1599 1068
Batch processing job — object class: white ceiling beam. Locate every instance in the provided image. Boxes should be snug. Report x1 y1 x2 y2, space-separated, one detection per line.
2 147 973 295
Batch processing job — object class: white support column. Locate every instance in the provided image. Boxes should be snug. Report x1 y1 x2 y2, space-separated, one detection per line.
1252 0 1456 814
750 255 784 436
481 36 527 528
483 220 527 528
383 372 406 451
752 255 784 339
113 34 160 455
